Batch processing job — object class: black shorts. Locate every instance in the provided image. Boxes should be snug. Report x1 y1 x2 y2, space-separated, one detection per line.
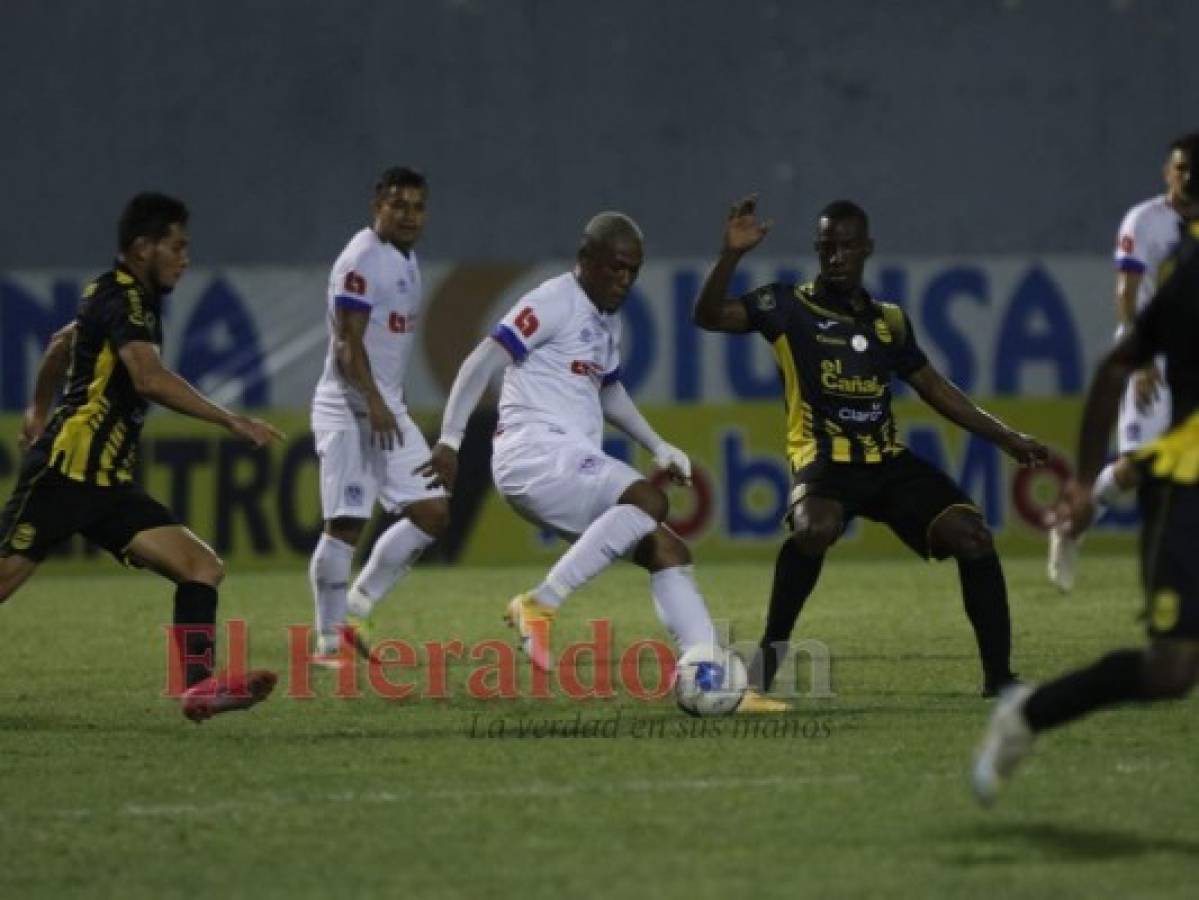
1139 479 1199 639
789 450 977 559
0 452 177 564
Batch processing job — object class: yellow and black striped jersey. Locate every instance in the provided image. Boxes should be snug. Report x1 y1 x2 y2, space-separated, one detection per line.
740 280 928 470
34 264 163 486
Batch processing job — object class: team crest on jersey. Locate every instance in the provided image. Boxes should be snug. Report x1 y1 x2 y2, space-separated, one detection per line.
344 484 364 507
752 287 776 311
851 334 869 352
874 319 892 344
10 523 36 551
580 327 593 342
578 456 601 474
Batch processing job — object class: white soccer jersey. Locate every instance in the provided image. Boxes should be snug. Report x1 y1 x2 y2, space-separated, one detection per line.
490 272 622 447
311 228 424 429
1115 195 1183 314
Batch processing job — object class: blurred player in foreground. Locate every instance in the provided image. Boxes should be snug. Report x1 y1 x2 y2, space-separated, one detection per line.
308 167 449 663
694 196 1048 698
0 192 283 722
419 211 787 713
1048 132 1199 591
975 210 1199 805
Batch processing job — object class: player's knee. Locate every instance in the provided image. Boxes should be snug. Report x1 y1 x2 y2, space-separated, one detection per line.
939 514 994 560
186 549 225 587
791 522 838 557
410 500 451 540
620 480 669 523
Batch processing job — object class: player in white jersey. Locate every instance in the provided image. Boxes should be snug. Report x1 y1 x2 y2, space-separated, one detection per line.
418 211 786 713
1049 133 1199 591
309 167 449 661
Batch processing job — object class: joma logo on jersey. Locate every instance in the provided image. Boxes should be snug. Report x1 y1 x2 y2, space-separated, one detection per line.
388 312 415 334
820 359 884 398
570 360 603 379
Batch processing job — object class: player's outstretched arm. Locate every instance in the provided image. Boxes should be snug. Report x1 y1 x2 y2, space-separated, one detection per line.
906 364 1048 466
416 338 509 491
600 382 691 485
20 322 76 451
118 341 283 447
692 194 772 334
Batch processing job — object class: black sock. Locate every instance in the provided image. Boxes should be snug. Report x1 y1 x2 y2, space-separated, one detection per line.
957 553 1012 686
748 541 824 691
1023 649 1146 732
173 581 219 688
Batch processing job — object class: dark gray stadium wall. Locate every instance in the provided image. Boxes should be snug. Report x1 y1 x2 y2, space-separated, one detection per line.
1 0 1195 266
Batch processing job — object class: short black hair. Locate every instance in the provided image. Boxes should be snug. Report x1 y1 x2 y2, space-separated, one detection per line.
818 200 869 234
375 166 427 197
1170 132 1199 158
118 192 189 251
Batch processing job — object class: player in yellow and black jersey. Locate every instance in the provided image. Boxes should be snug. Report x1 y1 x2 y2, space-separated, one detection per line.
0 192 283 722
695 197 1048 697
974 213 1199 804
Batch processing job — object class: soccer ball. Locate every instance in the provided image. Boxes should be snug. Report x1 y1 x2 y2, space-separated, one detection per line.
674 645 748 717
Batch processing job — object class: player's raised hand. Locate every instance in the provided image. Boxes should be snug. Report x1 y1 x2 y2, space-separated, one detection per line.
416 442 459 492
367 394 403 451
723 194 773 256
652 441 692 486
229 414 286 448
1001 431 1049 467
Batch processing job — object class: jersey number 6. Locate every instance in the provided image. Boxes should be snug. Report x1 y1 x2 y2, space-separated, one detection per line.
515 307 540 338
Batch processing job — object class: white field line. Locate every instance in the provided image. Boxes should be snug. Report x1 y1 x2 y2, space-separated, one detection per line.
28 774 862 821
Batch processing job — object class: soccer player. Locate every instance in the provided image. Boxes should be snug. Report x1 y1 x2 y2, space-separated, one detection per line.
1048 132 1199 591
974 213 1199 805
418 211 787 713
694 196 1048 697
308 167 449 662
0 192 282 722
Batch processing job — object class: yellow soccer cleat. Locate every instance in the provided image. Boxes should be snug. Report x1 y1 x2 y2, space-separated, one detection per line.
736 688 791 714
503 593 556 673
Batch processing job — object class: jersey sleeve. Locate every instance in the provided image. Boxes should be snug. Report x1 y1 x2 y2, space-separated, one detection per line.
331 246 380 315
100 284 156 348
490 289 570 362
1114 205 1151 273
737 283 788 341
888 307 929 378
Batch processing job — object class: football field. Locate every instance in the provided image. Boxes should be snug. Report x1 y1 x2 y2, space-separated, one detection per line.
1 554 1196 898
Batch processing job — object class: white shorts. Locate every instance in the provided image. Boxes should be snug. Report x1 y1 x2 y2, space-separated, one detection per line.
491 423 643 538
315 415 446 520
1117 358 1172 454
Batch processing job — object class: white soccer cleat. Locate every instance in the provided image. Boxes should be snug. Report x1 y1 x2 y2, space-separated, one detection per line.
1047 522 1080 593
972 683 1036 806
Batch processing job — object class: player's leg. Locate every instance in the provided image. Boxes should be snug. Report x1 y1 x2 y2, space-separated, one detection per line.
631 527 790 714
123 521 276 722
347 416 450 624
0 554 38 604
747 488 844 693
310 429 376 656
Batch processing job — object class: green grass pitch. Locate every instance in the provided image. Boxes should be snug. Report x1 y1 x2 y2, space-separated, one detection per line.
1 554 1196 898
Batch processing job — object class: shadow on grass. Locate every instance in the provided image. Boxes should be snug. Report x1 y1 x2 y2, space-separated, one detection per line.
945 820 1199 864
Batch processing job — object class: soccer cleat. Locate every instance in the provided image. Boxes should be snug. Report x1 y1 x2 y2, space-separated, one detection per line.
181 669 277 723
736 688 791 714
1047 522 1080 593
503 593 556 672
971 683 1036 806
342 613 376 662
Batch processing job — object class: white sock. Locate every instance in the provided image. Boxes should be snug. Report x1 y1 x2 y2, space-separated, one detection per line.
349 519 436 616
651 565 718 651
1092 462 1126 509
309 533 354 653
532 505 657 607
